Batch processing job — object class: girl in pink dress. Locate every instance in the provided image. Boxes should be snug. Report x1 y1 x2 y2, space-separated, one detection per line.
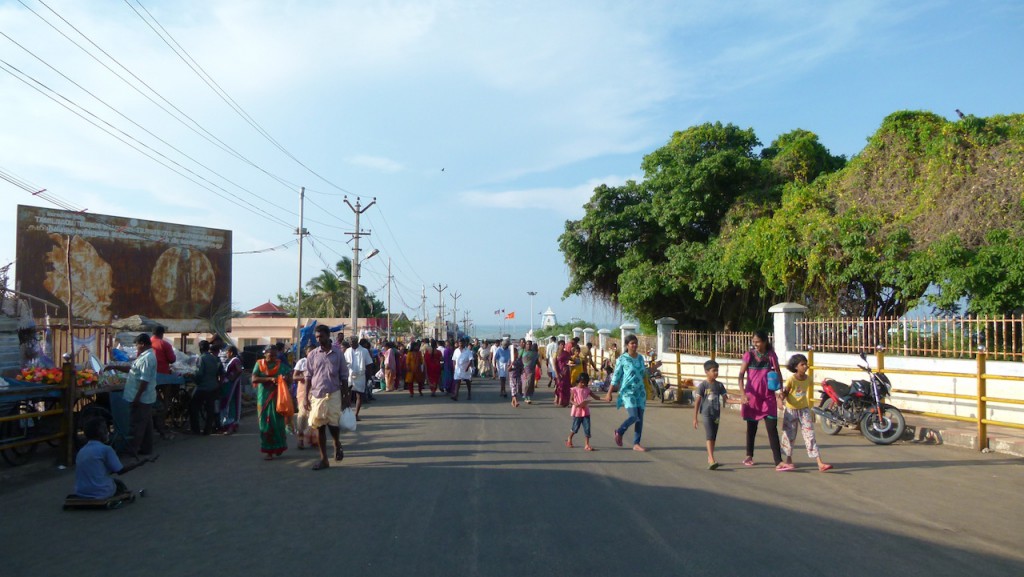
567 372 602 451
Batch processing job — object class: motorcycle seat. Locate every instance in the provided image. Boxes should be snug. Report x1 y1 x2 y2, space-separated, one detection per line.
823 378 850 398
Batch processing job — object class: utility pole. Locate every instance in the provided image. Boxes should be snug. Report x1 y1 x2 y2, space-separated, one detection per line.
450 291 461 338
420 286 427 338
433 283 447 340
386 257 392 341
462 310 471 336
344 196 376 339
295 187 308 342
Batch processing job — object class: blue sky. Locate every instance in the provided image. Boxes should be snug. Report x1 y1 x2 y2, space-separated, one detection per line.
1 0 1021 333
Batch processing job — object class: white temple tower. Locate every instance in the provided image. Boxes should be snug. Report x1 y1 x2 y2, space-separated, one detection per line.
541 307 557 329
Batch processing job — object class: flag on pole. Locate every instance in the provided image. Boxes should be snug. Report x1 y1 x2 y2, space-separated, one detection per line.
505 311 515 320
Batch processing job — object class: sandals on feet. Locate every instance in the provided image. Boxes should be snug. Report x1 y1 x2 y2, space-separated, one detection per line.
312 460 329 471
742 457 755 467
335 447 344 462
818 463 833 472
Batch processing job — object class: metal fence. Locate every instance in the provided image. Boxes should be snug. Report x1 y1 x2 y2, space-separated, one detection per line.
669 330 764 359
796 315 1023 360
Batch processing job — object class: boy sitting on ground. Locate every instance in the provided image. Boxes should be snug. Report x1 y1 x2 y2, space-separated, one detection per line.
73 417 140 499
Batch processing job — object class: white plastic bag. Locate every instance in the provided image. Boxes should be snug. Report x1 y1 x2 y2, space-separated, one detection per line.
340 407 357 432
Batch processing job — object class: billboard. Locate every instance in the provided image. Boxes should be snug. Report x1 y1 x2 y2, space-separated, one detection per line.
15 205 232 328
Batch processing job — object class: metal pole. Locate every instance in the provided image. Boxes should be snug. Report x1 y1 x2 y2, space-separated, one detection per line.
296 187 306 340
62 235 75 467
527 291 537 334
387 257 392 341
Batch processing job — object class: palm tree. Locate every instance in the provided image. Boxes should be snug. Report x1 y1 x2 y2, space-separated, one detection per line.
304 268 348 317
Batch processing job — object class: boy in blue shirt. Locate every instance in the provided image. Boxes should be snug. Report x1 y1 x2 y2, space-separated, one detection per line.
74 418 142 499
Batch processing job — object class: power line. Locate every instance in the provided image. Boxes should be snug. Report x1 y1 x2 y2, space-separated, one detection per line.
0 29 303 223
124 0 357 195
0 59 293 230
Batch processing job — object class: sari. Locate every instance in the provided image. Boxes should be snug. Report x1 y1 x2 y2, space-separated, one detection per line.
569 352 584 388
424 348 442 392
405 350 424 395
441 347 454 393
554 349 572 407
219 356 243 432
252 359 287 456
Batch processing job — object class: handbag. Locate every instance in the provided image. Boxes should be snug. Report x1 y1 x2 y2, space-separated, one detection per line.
275 375 295 419
340 407 357 432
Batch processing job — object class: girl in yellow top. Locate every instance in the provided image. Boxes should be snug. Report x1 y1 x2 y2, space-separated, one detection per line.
778 354 833 472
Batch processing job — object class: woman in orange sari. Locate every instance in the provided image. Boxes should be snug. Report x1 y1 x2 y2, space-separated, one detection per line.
251 347 288 459
405 341 426 397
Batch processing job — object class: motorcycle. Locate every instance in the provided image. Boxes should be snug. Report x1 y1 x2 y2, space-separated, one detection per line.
811 352 906 445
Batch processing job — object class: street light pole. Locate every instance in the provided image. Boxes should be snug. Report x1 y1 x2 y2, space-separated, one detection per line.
527 291 537 334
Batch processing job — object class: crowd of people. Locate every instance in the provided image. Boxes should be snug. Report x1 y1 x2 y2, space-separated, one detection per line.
78 327 831 500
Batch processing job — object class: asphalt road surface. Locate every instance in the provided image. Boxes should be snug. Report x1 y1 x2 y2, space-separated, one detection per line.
2 379 1022 577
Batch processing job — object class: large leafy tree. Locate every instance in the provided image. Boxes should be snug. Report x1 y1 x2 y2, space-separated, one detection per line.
561 112 1024 328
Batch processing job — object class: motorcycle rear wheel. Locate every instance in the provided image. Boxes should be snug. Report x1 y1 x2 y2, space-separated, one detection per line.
860 404 906 445
818 399 843 435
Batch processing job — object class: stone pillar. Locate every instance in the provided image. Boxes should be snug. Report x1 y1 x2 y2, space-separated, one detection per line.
558 333 567 344
768 302 807 362
655 317 677 360
597 329 611 350
582 327 595 346
619 323 637 343
572 327 584 341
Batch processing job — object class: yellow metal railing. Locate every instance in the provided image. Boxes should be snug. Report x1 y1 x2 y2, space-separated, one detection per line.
0 360 75 466
805 348 1024 451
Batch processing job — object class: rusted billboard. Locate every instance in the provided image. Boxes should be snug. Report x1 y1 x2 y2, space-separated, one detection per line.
15 205 232 328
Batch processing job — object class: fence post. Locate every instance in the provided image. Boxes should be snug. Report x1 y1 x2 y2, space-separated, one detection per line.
875 346 885 373
60 354 76 468
807 347 815 420
768 302 808 361
977 347 988 451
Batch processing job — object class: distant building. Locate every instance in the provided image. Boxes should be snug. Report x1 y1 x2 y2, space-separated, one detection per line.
541 307 557 329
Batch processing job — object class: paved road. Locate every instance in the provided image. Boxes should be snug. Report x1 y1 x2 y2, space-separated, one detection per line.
2 379 1022 577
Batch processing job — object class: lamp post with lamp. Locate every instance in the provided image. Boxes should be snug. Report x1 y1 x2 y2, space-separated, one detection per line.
527 291 537 334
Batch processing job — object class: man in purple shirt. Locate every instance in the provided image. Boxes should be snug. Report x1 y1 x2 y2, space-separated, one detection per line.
303 325 349 470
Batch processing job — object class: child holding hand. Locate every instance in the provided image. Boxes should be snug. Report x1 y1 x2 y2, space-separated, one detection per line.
567 372 602 451
693 360 741 469
779 354 833 472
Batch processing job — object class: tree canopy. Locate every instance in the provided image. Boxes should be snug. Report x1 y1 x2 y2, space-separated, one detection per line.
560 112 1024 329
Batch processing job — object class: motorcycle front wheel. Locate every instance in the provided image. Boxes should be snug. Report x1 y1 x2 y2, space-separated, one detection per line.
818 399 843 436
860 404 906 445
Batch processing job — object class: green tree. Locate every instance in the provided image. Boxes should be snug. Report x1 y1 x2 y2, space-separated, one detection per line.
560 112 1024 326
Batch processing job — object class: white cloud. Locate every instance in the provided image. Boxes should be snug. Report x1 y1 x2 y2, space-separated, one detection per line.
460 174 637 216
345 155 404 173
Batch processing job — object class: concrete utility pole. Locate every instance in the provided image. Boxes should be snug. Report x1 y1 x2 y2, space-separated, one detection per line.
344 196 376 339
295 187 308 341
433 283 447 340
420 286 427 338
450 291 461 338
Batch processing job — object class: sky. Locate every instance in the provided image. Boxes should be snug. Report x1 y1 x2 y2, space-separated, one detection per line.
1 0 1022 336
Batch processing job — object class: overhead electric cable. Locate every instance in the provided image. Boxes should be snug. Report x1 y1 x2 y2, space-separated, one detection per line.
0 59 292 229
125 0 357 195
0 29 304 221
